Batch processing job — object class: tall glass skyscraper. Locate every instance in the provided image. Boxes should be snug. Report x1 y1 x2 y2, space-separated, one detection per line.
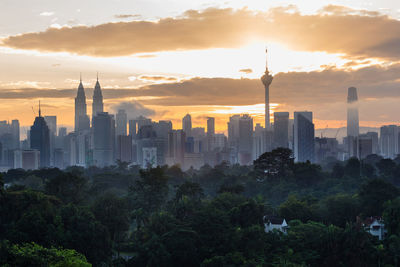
294 111 315 163
30 105 50 167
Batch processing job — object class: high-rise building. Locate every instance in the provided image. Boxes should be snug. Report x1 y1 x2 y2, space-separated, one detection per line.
228 114 253 164
182 114 192 137
315 137 339 163
207 117 215 137
129 116 152 139
92 112 114 167
117 135 132 163
356 134 373 159
347 87 359 138
192 127 205 140
167 130 186 166
273 112 289 148
11 120 20 150
92 74 104 118
380 125 399 159
14 149 40 170
74 77 90 132
44 115 57 166
238 114 253 165
294 111 315 162
58 127 67 137
116 109 127 136
261 49 273 129
30 105 50 167
365 132 379 155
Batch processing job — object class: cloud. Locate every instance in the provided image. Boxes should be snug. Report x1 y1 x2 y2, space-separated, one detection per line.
3 6 400 60
39 11 54 17
110 101 155 119
239 68 253 74
1 63 400 123
138 75 178 82
114 14 141 19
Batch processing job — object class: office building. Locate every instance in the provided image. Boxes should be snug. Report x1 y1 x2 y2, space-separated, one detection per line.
92 112 114 167
294 111 315 162
273 112 289 148
30 105 50 167
116 109 127 136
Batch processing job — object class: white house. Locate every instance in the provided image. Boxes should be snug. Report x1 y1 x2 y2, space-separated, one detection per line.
264 215 288 234
363 217 386 240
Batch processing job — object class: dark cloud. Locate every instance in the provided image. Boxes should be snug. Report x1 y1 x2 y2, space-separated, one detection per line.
110 101 155 119
3 6 400 60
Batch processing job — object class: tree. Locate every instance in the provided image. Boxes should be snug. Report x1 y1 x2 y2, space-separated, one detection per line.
129 167 169 227
59 204 112 265
344 158 361 178
0 241 91 267
45 173 87 204
331 163 344 179
320 194 360 227
175 181 204 202
359 179 399 216
92 193 130 255
254 148 294 180
218 184 245 194
278 195 316 223
376 159 396 178
383 197 400 236
292 161 323 186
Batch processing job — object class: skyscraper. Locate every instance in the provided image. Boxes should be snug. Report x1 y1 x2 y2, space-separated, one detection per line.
30 104 50 167
44 115 57 166
116 109 127 136
75 76 90 132
92 74 104 118
347 87 359 138
11 120 20 150
380 125 399 159
207 117 215 137
294 111 315 162
273 112 289 148
261 49 273 129
92 112 114 167
182 114 192 137
228 114 253 164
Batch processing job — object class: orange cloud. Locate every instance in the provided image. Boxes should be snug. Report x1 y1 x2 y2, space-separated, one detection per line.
2 6 400 60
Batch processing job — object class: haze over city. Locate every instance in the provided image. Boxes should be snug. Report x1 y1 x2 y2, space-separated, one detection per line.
1 0 400 131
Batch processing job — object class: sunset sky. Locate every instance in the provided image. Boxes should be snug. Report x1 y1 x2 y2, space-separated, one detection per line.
1 0 400 134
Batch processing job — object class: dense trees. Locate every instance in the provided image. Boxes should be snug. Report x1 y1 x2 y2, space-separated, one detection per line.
3 154 400 266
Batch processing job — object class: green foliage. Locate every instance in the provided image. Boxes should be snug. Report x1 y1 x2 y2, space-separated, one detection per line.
3 150 400 266
254 148 294 180
0 241 91 267
278 195 317 223
359 178 399 216
344 157 361 178
45 172 87 204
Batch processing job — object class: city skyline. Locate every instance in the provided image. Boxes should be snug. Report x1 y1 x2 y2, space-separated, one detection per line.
1 1 400 129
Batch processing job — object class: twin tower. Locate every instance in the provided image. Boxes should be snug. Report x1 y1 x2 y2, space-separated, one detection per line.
74 75 104 132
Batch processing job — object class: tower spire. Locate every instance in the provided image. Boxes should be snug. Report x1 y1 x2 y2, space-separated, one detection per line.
261 47 273 129
80 72 82 83
39 100 41 117
97 72 99 82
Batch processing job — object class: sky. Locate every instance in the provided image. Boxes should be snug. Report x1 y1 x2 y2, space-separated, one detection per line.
1 0 400 134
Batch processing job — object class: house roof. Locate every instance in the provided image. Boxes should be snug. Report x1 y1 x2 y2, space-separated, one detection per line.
264 215 285 225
